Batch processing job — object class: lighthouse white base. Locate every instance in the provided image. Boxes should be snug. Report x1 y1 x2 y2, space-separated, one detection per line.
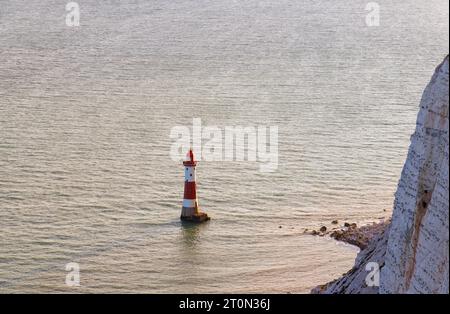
181 206 196 217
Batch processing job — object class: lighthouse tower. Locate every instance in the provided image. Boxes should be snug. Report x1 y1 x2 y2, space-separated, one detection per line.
181 149 210 222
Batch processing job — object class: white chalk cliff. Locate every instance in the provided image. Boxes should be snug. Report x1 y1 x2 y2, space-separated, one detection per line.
318 56 449 294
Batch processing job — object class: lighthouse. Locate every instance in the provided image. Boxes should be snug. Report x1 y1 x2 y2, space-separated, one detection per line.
181 149 210 222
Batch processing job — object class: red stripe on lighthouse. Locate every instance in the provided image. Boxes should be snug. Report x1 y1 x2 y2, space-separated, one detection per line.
184 181 197 199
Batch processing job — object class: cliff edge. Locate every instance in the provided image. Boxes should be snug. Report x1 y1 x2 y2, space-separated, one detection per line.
314 55 449 294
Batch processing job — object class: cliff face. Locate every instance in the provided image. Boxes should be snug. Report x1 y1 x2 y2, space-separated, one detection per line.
317 56 449 294
381 56 449 294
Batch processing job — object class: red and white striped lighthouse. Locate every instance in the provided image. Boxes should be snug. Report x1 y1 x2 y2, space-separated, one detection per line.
181 149 210 222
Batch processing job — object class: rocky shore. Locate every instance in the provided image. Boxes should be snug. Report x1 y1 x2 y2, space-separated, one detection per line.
303 219 390 250
308 219 391 294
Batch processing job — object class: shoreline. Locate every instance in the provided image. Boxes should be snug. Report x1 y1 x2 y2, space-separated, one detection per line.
305 218 391 294
303 218 390 250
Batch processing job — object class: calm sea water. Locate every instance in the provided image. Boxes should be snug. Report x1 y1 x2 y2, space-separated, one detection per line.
0 0 448 293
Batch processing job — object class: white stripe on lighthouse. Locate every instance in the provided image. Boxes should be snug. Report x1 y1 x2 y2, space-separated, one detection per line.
184 166 196 182
182 199 196 208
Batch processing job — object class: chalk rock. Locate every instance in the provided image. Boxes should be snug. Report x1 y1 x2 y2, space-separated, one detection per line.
381 55 449 294
314 55 449 294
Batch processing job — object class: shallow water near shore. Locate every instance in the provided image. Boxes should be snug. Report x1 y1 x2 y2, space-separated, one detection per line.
0 0 448 293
